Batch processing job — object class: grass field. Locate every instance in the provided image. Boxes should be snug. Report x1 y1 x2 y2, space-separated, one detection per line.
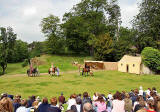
1 54 160 109
0 70 160 99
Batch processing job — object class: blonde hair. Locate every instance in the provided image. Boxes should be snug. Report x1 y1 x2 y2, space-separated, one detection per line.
137 109 147 112
0 97 13 112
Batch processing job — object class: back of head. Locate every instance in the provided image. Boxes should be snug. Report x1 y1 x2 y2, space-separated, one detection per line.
137 109 147 112
83 102 93 112
98 95 104 103
83 92 89 98
0 97 13 112
21 99 28 107
147 99 155 109
42 97 48 104
50 97 57 106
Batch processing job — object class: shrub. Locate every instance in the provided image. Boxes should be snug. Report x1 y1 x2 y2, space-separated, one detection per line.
22 59 29 67
141 47 160 73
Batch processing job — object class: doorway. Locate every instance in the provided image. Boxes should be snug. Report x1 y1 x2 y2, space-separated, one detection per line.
126 64 129 73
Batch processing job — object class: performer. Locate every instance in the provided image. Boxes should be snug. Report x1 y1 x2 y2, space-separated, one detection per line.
30 60 33 75
57 67 60 76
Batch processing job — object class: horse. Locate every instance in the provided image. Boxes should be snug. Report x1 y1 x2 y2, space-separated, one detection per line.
27 67 39 77
48 67 57 76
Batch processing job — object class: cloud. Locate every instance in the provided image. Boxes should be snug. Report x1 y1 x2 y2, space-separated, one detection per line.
0 0 141 43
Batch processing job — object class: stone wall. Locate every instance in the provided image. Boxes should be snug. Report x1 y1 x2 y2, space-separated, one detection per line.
103 62 118 70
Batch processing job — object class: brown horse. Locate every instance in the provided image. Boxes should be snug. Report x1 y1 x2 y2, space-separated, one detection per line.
48 67 57 76
82 67 93 76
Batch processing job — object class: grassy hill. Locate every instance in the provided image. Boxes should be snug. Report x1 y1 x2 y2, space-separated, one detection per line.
6 55 92 75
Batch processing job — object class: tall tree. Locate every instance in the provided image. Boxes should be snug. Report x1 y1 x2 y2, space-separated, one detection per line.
40 14 65 54
107 0 121 41
132 0 160 52
0 27 16 75
62 0 109 55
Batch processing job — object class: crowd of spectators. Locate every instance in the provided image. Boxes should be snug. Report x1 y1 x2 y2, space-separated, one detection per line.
0 86 160 112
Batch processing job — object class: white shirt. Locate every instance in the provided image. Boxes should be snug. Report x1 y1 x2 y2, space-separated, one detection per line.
139 90 143 96
93 95 98 101
107 94 113 100
16 106 30 112
67 98 76 110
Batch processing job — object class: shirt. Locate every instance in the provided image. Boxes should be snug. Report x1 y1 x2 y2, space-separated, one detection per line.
16 106 30 112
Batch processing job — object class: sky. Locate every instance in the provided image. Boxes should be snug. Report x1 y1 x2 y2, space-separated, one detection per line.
0 0 141 43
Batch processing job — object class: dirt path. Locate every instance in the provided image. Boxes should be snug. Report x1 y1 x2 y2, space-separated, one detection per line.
7 70 80 77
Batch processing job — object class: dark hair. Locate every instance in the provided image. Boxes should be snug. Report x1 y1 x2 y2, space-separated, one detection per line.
83 92 89 98
147 100 155 110
21 99 28 107
97 95 104 103
42 97 48 104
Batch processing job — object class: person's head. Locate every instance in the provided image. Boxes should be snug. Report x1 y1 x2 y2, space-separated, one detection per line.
61 92 63 96
83 103 93 112
71 94 77 99
21 99 28 107
137 109 147 112
42 97 48 104
15 94 21 99
83 92 89 98
31 95 36 101
76 98 82 105
97 95 104 103
50 97 57 106
13 98 21 103
152 87 156 91
125 93 130 99
0 97 13 112
147 99 155 110
32 101 39 108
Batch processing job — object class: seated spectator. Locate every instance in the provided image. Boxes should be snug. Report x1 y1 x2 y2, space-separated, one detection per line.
94 95 107 112
48 97 61 112
37 97 50 112
16 99 30 112
67 94 77 110
58 92 66 104
93 93 98 102
144 99 156 112
124 93 132 112
71 97 82 112
134 99 146 112
83 102 93 112
0 97 13 112
111 91 125 112
13 97 21 112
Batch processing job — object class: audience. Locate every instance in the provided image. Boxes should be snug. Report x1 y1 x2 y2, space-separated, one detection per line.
0 86 160 112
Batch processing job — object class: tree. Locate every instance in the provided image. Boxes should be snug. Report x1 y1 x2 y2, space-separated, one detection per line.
132 0 160 52
7 40 29 63
107 0 121 41
141 47 160 73
0 27 16 75
40 14 65 54
93 33 113 60
62 0 109 55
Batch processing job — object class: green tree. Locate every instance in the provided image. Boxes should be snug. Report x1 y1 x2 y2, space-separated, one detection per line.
132 0 160 52
62 0 109 55
7 40 29 62
141 47 160 73
93 33 113 60
0 27 16 75
40 14 65 54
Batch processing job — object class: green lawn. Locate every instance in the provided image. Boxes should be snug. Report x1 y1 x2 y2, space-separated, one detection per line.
1 54 160 110
0 70 160 99
6 55 92 75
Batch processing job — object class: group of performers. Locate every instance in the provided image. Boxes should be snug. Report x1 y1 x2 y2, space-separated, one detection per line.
28 63 60 77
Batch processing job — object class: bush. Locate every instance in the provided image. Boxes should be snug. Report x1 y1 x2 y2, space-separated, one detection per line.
22 59 29 67
141 47 160 73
